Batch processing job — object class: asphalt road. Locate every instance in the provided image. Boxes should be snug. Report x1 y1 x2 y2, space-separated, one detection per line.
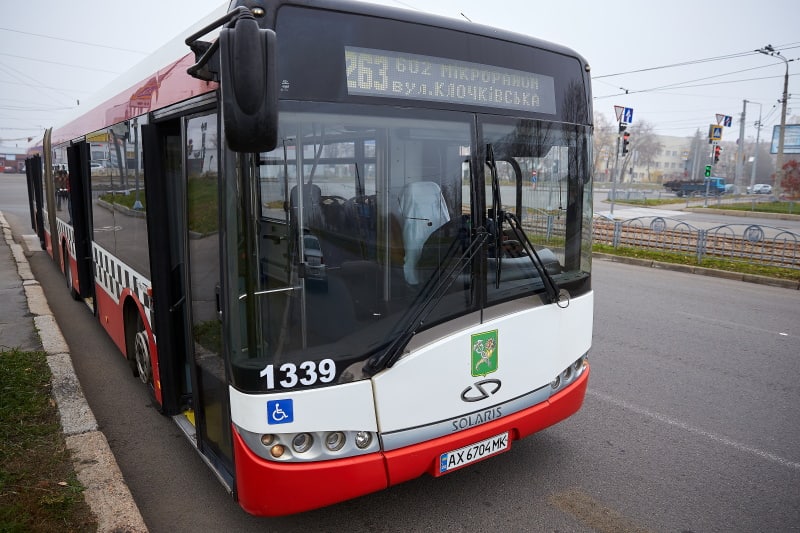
2 173 799 532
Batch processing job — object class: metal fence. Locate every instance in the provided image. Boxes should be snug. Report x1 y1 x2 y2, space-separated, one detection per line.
477 185 800 270
593 215 800 270
605 189 799 213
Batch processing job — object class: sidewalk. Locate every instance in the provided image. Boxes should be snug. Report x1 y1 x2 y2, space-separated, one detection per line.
0 211 147 533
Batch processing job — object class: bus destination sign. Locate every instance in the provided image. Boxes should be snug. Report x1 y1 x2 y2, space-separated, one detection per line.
345 46 556 114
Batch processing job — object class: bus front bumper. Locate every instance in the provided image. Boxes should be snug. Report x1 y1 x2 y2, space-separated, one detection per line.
233 365 589 516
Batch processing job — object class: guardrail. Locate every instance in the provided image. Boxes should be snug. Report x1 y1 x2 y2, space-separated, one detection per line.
593 215 800 270
605 189 798 213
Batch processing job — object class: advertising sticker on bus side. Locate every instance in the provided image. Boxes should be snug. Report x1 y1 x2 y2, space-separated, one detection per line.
438 432 510 475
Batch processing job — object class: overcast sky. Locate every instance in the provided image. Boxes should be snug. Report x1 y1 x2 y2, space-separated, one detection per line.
1 0 797 148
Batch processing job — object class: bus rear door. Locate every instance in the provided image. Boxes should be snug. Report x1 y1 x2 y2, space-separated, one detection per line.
65 141 96 304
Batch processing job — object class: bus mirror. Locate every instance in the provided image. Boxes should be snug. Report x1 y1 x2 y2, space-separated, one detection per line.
219 14 278 153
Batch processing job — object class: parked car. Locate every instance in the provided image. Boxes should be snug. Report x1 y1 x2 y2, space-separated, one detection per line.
747 184 772 194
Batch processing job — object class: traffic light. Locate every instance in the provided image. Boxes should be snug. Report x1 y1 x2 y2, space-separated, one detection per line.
619 123 627 134
622 132 631 155
713 145 721 163
704 165 712 177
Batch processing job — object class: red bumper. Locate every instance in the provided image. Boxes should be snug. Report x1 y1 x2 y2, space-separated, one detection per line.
234 367 589 516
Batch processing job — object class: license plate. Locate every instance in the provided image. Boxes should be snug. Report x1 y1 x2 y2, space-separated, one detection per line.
439 432 509 474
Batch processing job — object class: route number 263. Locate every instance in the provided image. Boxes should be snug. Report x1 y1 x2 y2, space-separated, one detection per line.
259 359 336 389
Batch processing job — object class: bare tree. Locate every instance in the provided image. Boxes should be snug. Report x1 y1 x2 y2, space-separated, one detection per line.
626 120 662 182
592 112 616 182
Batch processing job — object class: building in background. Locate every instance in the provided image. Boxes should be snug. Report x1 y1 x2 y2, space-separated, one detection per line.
0 146 27 173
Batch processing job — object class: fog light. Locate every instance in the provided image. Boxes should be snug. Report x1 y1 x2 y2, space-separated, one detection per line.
261 434 275 447
292 433 314 453
325 432 346 451
270 444 285 458
354 431 372 449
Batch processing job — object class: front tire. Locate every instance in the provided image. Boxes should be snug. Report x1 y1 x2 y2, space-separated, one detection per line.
134 328 152 385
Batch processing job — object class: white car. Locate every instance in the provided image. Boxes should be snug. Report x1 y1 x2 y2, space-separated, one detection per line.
747 184 772 194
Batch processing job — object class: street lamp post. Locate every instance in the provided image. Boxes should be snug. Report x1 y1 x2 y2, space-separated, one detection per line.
756 45 792 196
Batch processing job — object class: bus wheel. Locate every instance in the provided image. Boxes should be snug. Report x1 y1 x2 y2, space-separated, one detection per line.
134 325 152 385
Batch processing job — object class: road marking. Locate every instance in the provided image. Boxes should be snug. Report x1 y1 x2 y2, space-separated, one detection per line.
680 312 794 337
588 390 800 471
549 488 651 533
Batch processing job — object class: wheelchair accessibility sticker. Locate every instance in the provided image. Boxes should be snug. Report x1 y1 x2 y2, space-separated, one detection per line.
267 399 294 425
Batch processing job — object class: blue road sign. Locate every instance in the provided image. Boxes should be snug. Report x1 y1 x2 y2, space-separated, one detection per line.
623 107 634 124
723 115 732 128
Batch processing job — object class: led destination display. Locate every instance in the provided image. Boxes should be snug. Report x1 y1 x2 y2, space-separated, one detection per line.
345 46 556 114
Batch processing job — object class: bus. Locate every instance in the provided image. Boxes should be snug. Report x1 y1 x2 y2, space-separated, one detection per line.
25 0 593 516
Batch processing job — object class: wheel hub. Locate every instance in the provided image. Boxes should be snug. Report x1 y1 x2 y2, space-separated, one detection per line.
134 330 151 385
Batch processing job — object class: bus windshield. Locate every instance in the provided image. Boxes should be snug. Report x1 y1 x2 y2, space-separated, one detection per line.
228 105 591 393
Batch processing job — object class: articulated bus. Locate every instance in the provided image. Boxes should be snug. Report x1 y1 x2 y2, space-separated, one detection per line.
25 0 593 516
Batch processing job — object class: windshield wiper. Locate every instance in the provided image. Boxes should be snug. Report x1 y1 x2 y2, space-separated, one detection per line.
486 144 504 288
503 210 562 305
486 143 561 305
363 227 490 375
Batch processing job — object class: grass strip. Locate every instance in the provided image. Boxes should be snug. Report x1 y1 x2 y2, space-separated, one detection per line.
0 349 96 532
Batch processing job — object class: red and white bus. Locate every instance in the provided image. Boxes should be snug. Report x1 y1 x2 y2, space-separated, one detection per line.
25 0 593 516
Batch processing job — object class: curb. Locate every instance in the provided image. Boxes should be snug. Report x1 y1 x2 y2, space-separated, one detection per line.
0 212 148 533
593 252 800 290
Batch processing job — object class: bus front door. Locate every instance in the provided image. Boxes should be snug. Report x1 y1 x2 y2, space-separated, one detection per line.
143 112 233 486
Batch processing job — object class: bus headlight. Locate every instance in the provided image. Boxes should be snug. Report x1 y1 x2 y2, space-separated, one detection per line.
292 433 314 453
354 431 372 449
270 444 285 458
240 427 379 462
549 354 588 395
325 431 346 451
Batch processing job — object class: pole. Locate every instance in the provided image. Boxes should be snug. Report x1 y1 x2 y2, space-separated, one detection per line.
750 106 762 192
705 143 715 208
610 129 620 215
735 100 746 187
775 60 789 196
756 46 792 197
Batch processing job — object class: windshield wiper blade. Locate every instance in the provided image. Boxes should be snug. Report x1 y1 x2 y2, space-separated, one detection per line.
486 144 504 288
486 144 560 305
503 211 561 304
364 228 490 375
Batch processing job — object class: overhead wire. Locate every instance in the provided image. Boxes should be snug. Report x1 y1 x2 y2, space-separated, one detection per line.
0 52 121 74
0 27 148 54
595 72 800 100
594 41 800 79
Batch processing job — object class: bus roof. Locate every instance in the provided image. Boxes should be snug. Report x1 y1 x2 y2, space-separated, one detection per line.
42 3 227 148
267 0 590 66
